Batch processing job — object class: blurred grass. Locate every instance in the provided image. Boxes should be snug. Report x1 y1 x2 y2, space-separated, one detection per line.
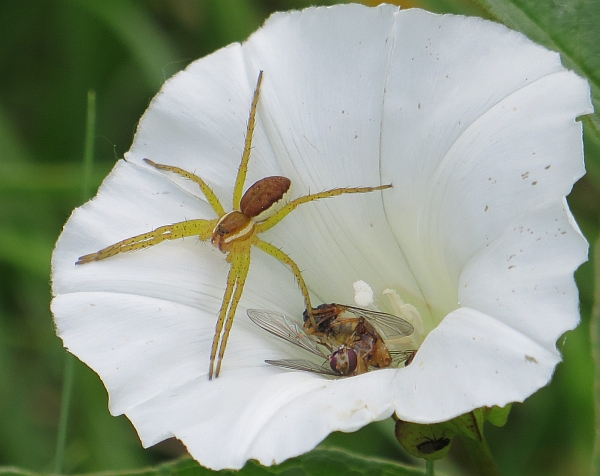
0 1 598 475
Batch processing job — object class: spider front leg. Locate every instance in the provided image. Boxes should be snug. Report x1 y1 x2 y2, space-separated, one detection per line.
76 219 216 264
209 241 252 379
233 71 263 209
144 159 225 217
254 183 392 235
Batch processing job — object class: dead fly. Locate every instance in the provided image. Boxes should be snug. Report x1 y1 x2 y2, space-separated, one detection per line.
75 71 391 379
303 302 414 344
247 305 415 377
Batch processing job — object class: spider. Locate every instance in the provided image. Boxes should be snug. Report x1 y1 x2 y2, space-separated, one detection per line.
76 71 391 379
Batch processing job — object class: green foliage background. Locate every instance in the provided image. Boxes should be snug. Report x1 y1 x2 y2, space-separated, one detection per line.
0 1 598 475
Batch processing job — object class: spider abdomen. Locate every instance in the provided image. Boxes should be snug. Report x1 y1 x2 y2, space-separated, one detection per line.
240 176 291 222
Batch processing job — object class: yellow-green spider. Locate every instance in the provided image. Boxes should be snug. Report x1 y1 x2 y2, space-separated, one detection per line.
76 71 391 379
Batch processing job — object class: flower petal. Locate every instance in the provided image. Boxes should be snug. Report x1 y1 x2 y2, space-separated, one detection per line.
241 4 429 314
52 290 397 470
52 161 229 307
125 43 276 209
391 199 587 422
459 199 587 350
127 369 396 470
380 9 592 325
393 307 560 423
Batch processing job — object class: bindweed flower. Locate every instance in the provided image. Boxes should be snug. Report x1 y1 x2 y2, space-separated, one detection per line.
51 4 592 470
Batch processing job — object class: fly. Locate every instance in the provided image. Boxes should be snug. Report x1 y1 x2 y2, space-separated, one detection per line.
247 304 415 377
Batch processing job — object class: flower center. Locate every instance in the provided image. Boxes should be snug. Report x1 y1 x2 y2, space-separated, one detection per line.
353 280 425 347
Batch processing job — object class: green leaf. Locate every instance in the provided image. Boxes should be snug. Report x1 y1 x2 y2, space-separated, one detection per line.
474 0 600 136
251 448 426 475
0 450 437 476
0 468 35 476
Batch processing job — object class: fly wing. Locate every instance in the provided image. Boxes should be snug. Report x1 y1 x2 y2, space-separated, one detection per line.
342 305 414 339
390 349 417 367
265 359 339 377
247 309 325 357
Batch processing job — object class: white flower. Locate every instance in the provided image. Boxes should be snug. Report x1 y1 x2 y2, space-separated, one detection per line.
51 4 592 471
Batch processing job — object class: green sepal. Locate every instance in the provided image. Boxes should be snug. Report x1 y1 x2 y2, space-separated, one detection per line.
394 403 512 462
394 421 454 461
444 409 485 441
483 404 512 427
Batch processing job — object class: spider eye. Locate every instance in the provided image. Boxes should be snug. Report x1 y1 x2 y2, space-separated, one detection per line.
330 347 358 375
240 176 291 221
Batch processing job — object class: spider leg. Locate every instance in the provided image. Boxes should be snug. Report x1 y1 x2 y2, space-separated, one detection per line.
209 243 251 379
144 159 225 217
232 71 263 210
254 184 392 234
254 238 315 328
76 218 216 264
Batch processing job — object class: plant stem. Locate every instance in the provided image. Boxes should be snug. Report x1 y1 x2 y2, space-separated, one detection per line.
54 354 75 473
54 89 96 474
591 234 600 475
82 90 96 201
425 460 435 476
462 434 501 476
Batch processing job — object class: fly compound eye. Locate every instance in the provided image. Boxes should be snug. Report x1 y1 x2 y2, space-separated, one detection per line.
330 347 358 375
240 176 291 221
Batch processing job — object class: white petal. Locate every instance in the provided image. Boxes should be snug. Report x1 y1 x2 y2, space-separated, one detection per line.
393 308 559 423
52 290 397 470
242 4 429 316
52 161 227 308
381 9 592 326
459 200 587 349
128 369 396 470
125 43 276 209
92 4 428 316
391 200 586 422
243 4 398 192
